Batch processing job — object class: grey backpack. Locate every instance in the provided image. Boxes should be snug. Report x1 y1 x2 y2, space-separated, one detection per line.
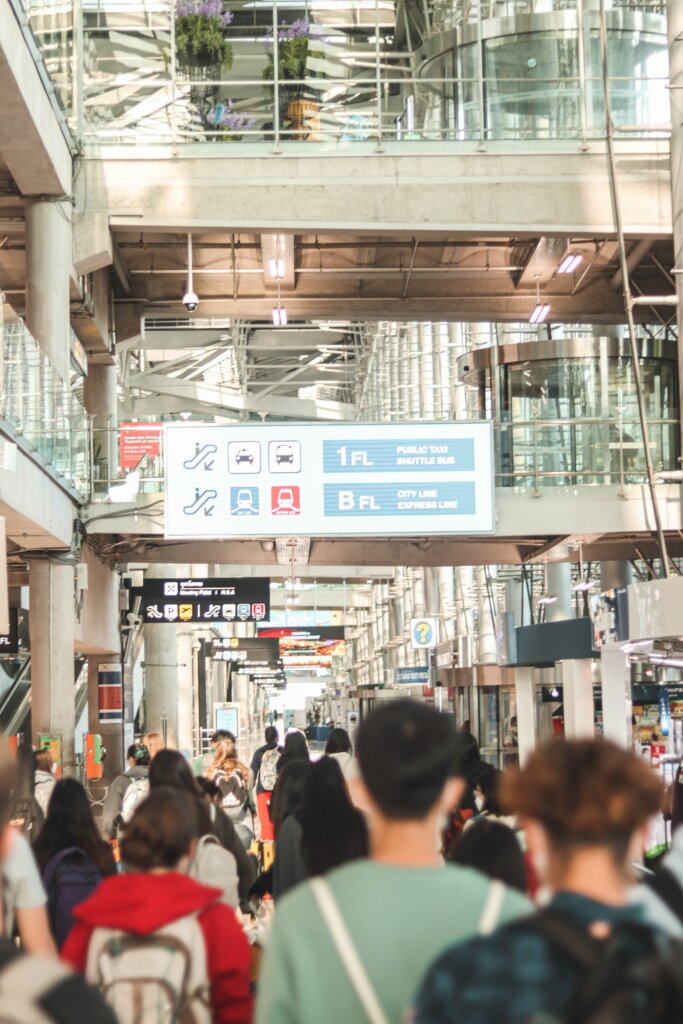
188 834 239 908
85 910 212 1024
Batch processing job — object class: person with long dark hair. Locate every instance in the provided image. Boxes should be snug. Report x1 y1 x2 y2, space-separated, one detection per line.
299 756 368 878
276 730 310 776
324 728 354 779
33 779 116 948
271 760 312 900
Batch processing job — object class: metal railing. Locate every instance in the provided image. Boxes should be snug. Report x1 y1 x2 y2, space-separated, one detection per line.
495 415 679 492
20 0 670 148
0 315 89 499
88 413 680 505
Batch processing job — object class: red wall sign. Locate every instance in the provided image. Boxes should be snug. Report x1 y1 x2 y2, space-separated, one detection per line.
119 423 163 470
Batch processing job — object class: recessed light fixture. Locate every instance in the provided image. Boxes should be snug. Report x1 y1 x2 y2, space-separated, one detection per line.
558 253 583 275
529 277 550 323
530 303 550 324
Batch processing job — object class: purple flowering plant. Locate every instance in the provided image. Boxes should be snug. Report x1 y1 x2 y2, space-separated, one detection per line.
206 98 256 136
174 0 234 68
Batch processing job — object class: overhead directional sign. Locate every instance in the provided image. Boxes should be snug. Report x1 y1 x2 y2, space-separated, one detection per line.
164 422 494 538
134 577 270 624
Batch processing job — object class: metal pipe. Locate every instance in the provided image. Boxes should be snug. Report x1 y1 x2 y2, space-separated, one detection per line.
599 0 671 578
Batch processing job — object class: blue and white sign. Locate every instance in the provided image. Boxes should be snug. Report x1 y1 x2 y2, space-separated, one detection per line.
411 618 438 650
395 666 430 684
164 422 494 539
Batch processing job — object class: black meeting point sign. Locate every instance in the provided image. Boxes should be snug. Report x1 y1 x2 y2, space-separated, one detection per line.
133 577 270 624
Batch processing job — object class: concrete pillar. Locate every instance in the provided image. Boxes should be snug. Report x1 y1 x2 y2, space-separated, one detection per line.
514 666 537 764
505 575 532 627
233 673 251 764
667 0 683 452
545 563 572 622
601 646 633 748
25 199 72 381
84 363 118 484
29 560 76 773
600 561 633 592
176 631 195 755
561 659 594 738
142 563 180 747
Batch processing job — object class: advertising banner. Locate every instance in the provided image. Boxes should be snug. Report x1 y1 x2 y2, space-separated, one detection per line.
119 423 163 470
258 626 346 671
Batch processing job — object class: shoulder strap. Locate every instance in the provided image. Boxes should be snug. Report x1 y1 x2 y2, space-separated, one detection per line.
477 879 506 936
310 878 390 1024
644 867 683 928
42 847 89 890
527 908 604 969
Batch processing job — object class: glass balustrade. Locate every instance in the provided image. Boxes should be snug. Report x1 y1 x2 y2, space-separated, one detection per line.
19 0 670 146
0 314 90 499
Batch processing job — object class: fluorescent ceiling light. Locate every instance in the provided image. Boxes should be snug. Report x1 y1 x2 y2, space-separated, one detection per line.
572 580 594 592
538 594 557 605
558 253 583 274
530 303 550 324
272 307 288 327
268 257 285 279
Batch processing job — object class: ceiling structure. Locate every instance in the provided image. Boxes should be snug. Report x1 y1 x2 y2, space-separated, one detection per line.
107 229 677 326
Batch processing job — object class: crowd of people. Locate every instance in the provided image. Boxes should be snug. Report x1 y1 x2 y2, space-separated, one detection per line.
2 701 683 1021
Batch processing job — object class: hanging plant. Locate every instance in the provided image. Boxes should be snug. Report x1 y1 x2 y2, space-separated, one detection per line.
172 0 234 71
262 19 323 103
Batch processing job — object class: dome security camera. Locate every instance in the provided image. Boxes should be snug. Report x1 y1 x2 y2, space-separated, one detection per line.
183 290 199 312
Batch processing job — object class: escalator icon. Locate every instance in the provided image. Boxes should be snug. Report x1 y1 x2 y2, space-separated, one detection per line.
183 443 218 471
183 488 218 516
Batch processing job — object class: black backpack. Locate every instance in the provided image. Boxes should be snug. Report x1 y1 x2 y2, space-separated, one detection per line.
527 908 683 1023
42 847 104 949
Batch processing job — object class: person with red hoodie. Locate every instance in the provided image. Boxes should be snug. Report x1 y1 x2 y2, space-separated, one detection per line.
62 786 252 1024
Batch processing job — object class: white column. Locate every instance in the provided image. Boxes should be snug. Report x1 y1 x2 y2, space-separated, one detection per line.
601 646 633 748
25 199 72 381
477 566 496 664
143 563 181 747
29 560 76 772
514 666 537 764
561 659 594 738
176 630 195 755
84 363 118 485
545 563 572 622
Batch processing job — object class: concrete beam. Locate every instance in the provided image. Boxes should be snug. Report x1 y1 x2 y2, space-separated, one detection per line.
0 0 71 196
84 143 672 238
127 370 355 420
0 441 75 550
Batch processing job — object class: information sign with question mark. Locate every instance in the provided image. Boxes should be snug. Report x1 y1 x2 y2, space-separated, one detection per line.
410 617 438 650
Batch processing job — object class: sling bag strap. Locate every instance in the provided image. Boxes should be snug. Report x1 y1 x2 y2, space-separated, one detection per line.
477 879 506 936
310 877 390 1024
644 866 683 927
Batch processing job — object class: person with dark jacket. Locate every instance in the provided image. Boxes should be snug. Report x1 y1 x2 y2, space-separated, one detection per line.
0 745 116 1024
101 742 150 838
149 748 256 902
62 788 252 1024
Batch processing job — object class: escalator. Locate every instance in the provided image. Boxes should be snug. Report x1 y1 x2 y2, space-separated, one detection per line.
0 656 32 738
0 655 89 741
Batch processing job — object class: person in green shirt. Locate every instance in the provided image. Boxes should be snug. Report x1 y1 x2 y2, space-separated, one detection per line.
256 699 532 1024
